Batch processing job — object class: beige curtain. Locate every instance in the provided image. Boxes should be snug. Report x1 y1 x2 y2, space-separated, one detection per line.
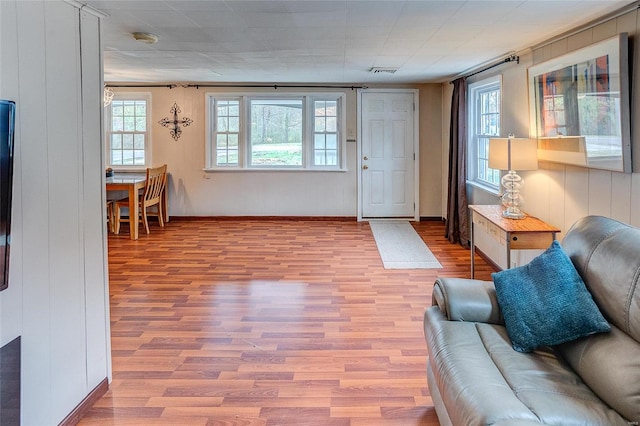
445 78 469 248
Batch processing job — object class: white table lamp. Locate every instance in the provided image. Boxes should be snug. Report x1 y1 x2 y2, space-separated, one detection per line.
489 134 538 219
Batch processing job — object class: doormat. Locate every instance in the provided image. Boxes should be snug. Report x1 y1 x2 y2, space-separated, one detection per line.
369 220 443 269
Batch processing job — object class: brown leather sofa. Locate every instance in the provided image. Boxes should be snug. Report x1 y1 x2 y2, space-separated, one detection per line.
423 216 640 425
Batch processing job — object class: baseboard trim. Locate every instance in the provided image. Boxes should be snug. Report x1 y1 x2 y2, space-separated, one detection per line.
170 216 358 222
419 216 445 222
59 378 108 426
170 216 446 222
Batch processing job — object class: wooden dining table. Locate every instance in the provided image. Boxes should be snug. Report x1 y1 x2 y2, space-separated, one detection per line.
106 173 169 240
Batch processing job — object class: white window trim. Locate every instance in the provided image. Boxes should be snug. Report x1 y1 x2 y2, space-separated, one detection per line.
105 92 152 171
204 92 347 172
308 96 344 170
467 76 501 194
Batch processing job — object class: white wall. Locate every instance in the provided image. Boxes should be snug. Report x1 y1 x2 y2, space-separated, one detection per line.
0 1 110 424
418 84 444 217
110 84 444 218
467 8 640 238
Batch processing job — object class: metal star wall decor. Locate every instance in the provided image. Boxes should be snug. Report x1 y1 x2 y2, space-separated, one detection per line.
158 102 193 141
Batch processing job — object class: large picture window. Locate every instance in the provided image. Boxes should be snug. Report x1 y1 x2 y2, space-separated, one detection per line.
106 92 151 169
468 77 501 191
207 92 345 170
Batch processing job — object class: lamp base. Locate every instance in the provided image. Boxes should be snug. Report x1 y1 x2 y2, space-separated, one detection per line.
502 207 526 220
501 170 526 220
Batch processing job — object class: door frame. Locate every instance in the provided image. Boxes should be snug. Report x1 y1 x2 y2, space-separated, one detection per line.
356 88 420 221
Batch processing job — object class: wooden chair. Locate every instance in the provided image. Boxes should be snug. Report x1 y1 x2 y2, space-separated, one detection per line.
106 200 115 233
115 165 167 235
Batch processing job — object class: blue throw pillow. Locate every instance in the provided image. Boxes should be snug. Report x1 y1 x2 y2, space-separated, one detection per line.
492 240 610 353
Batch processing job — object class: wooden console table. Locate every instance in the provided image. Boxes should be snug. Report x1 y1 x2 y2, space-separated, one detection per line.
469 205 560 278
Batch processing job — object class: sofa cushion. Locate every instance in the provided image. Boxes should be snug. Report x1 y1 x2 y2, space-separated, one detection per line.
492 240 610 353
558 326 640 422
559 215 640 422
561 215 640 343
423 307 628 425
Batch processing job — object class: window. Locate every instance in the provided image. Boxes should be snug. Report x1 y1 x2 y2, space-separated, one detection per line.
542 93 567 137
250 98 303 166
207 92 345 170
214 99 240 166
468 77 501 190
106 93 151 168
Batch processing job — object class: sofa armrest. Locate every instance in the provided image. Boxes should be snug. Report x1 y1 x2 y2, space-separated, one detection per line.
432 277 503 324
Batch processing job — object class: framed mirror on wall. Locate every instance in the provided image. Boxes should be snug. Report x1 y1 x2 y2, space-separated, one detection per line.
528 33 631 173
0 101 15 292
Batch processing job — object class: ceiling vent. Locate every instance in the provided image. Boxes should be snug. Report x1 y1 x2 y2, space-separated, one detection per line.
132 32 159 44
370 67 398 74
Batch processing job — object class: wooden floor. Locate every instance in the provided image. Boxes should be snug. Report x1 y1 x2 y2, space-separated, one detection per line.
79 218 495 426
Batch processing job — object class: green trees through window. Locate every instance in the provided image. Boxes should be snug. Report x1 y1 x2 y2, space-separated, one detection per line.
250 99 303 166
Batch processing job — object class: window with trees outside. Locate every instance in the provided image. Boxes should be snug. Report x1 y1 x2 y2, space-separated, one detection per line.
468 77 501 191
106 93 151 168
207 93 345 170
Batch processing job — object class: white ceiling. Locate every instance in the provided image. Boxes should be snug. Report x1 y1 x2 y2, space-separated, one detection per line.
86 0 637 84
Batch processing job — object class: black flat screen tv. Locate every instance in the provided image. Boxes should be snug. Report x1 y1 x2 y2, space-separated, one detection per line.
0 101 15 292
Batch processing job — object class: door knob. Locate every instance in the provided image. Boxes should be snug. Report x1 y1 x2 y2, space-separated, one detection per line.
363 165 369 170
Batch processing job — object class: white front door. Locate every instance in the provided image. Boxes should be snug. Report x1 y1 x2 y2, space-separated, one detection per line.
359 90 417 219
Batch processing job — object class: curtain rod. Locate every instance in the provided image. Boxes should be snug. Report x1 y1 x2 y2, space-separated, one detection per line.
106 83 368 90
449 54 519 84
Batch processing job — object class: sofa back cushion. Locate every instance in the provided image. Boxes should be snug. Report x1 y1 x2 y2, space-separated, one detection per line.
560 215 640 422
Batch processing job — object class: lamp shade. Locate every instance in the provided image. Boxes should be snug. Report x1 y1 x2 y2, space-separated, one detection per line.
489 137 538 171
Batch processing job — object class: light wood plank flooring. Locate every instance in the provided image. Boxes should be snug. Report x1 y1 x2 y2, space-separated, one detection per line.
79 218 494 425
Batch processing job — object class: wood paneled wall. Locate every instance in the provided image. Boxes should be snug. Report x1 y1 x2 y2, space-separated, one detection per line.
0 1 110 424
